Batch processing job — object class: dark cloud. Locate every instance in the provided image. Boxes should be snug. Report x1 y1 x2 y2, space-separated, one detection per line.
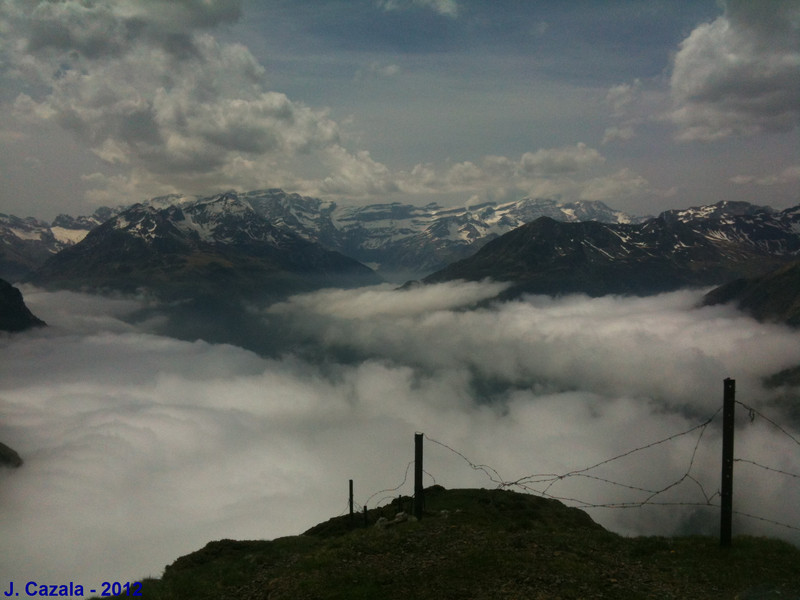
19 0 242 59
25 1 130 59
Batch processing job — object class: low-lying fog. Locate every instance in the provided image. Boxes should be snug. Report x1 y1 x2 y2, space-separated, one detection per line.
2 281 800 593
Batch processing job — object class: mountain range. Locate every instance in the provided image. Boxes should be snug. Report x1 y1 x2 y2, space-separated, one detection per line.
1 191 640 284
0 208 115 281
5 190 800 304
27 193 380 302
240 190 643 280
425 201 800 298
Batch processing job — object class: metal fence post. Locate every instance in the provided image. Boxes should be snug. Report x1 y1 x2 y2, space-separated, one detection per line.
721 378 735 547
349 479 355 526
414 433 424 519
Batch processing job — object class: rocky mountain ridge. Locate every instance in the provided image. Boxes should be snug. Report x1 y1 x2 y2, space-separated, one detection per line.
425 201 800 297
8 191 800 299
0 207 117 281
28 192 380 301
242 190 644 279
1 191 642 282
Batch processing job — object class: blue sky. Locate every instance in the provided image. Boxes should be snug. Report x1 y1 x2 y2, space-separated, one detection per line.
1 0 798 219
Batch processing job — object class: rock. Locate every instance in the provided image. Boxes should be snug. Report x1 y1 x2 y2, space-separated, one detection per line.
0 278 45 332
375 512 418 529
0 442 23 468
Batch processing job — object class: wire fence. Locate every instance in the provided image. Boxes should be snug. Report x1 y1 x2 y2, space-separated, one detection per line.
347 395 800 535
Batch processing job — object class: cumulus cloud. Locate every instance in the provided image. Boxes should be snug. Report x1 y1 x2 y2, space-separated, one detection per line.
318 147 399 196
0 2 670 211
1 1 346 205
2 284 800 593
669 0 800 141
11 33 340 175
302 142 658 206
18 0 242 58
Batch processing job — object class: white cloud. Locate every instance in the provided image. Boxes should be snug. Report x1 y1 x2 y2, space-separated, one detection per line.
602 125 636 145
318 147 400 196
270 285 800 410
378 0 459 18
519 143 605 175
1 1 343 206
269 280 510 319
731 165 800 186
602 80 650 145
578 168 651 202
305 142 663 207
669 0 800 141
606 79 642 117
2 284 800 594
356 61 402 80
12 36 340 172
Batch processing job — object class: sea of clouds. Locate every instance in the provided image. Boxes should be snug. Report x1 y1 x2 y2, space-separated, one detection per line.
2 281 800 594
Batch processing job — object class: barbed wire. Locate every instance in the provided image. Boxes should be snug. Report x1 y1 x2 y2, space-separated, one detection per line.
732 510 800 532
352 400 799 534
423 434 506 486
734 458 800 480
423 407 722 510
363 460 414 509
737 401 800 446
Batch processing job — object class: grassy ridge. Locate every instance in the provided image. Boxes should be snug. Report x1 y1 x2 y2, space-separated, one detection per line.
101 487 800 599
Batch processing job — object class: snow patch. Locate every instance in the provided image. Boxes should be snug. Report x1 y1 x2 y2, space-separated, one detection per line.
51 227 89 244
9 228 43 241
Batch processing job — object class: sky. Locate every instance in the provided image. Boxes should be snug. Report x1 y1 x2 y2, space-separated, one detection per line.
2 283 800 592
0 0 798 221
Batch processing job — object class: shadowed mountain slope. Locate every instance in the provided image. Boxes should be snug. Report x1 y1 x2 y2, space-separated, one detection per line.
424 211 797 298
703 259 800 326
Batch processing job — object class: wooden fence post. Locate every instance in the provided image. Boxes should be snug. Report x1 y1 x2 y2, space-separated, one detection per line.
414 432 424 519
720 378 735 547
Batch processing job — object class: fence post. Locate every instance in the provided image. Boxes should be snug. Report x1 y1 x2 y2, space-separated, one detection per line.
720 378 735 547
414 432 424 519
349 479 354 525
